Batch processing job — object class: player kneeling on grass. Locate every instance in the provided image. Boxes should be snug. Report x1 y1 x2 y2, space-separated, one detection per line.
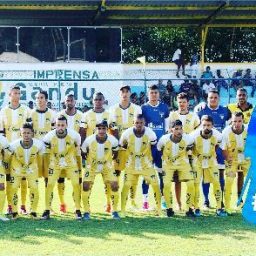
221 112 250 215
120 114 162 216
41 115 82 220
9 122 44 219
157 120 195 217
191 115 227 217
81 120 120 220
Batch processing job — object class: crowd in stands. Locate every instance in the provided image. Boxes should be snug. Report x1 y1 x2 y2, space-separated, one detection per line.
127 66 256 112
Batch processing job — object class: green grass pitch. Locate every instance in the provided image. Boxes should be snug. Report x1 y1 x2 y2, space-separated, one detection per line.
0 175 255 256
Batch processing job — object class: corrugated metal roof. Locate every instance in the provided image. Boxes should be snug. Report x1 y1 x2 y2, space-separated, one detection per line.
0 0 255 26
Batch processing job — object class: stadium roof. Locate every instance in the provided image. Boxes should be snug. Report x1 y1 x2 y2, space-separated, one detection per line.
0 0 256 26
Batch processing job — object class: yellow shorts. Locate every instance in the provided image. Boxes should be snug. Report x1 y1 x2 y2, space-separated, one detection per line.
83 166 117 183
124 167 158 185
193 164 219 184
228 158 251 175
114 150 128 171
0 166 5 183
163 161 193 182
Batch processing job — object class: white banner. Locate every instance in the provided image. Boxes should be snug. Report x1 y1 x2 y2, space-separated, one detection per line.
0 63 125 109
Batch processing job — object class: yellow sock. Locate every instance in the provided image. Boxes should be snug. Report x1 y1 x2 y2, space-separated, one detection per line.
57 182 65 205
45 184 54 211
20 178 27 206
6 180 12 205
82 188 92 213
194 182 200 209
186 180 195 211
213 181 222 209
224 177 234 211
111 190 119 212
72 184 81 210
151 182 162 213
163 183 173 209
0 190 5 214
30 187 39 213
121 182 130 213
105 183 112 205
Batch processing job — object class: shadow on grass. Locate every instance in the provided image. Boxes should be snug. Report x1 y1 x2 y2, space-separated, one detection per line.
0 210 255 245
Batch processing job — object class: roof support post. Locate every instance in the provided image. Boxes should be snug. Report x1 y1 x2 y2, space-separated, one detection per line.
201 25 208 72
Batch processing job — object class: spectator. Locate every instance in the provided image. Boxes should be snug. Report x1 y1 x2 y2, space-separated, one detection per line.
214 69 228 91
172 44 185 78
201 66 214 84
28 100 34 109
231 69 243 91
243 68 256 96
187 87 199 109
139 91 146 105
47 101 52 109
162 80 175 110
190 50 199 78
202 80 216 100
179 78 192 94
81 104 90 113
61 101 66 110
243 68 253 87
156 79 166 99
191 77 201 101
130 92 139 104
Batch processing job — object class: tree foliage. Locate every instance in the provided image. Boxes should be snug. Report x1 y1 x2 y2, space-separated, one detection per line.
122 27 256 63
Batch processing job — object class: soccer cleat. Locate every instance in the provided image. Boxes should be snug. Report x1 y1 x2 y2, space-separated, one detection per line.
60 204 67 214
75 210 82 220
112 211 120 220
216 209 228 217
41 210 50 220
12 212 18 220
105 204 111 213
7 205 12 215
30 212 37 219
166 208 174 217
83 212 90 220
186 208 195 217
142 202 149 210
0 215 10 221
194 209 201 217
20 205 27 215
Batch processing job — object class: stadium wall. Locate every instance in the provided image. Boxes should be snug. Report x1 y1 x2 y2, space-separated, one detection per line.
0 62 255 109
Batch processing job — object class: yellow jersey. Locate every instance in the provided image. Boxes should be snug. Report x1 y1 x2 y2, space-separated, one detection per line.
29 108 56 139
58 109 85 133
157 133 192 167
84 109 109 137
221 125 248 163
81 134 118 172
0 134 10 163
43 128 81 169
0 104 30 142
169 111 200 134
227 103 254 124
120 127 157 172
109 103 141 138
191 129 222 168
9 138 44 176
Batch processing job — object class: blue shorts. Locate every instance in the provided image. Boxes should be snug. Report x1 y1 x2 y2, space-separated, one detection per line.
216 147 225 169
151 145 162 168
